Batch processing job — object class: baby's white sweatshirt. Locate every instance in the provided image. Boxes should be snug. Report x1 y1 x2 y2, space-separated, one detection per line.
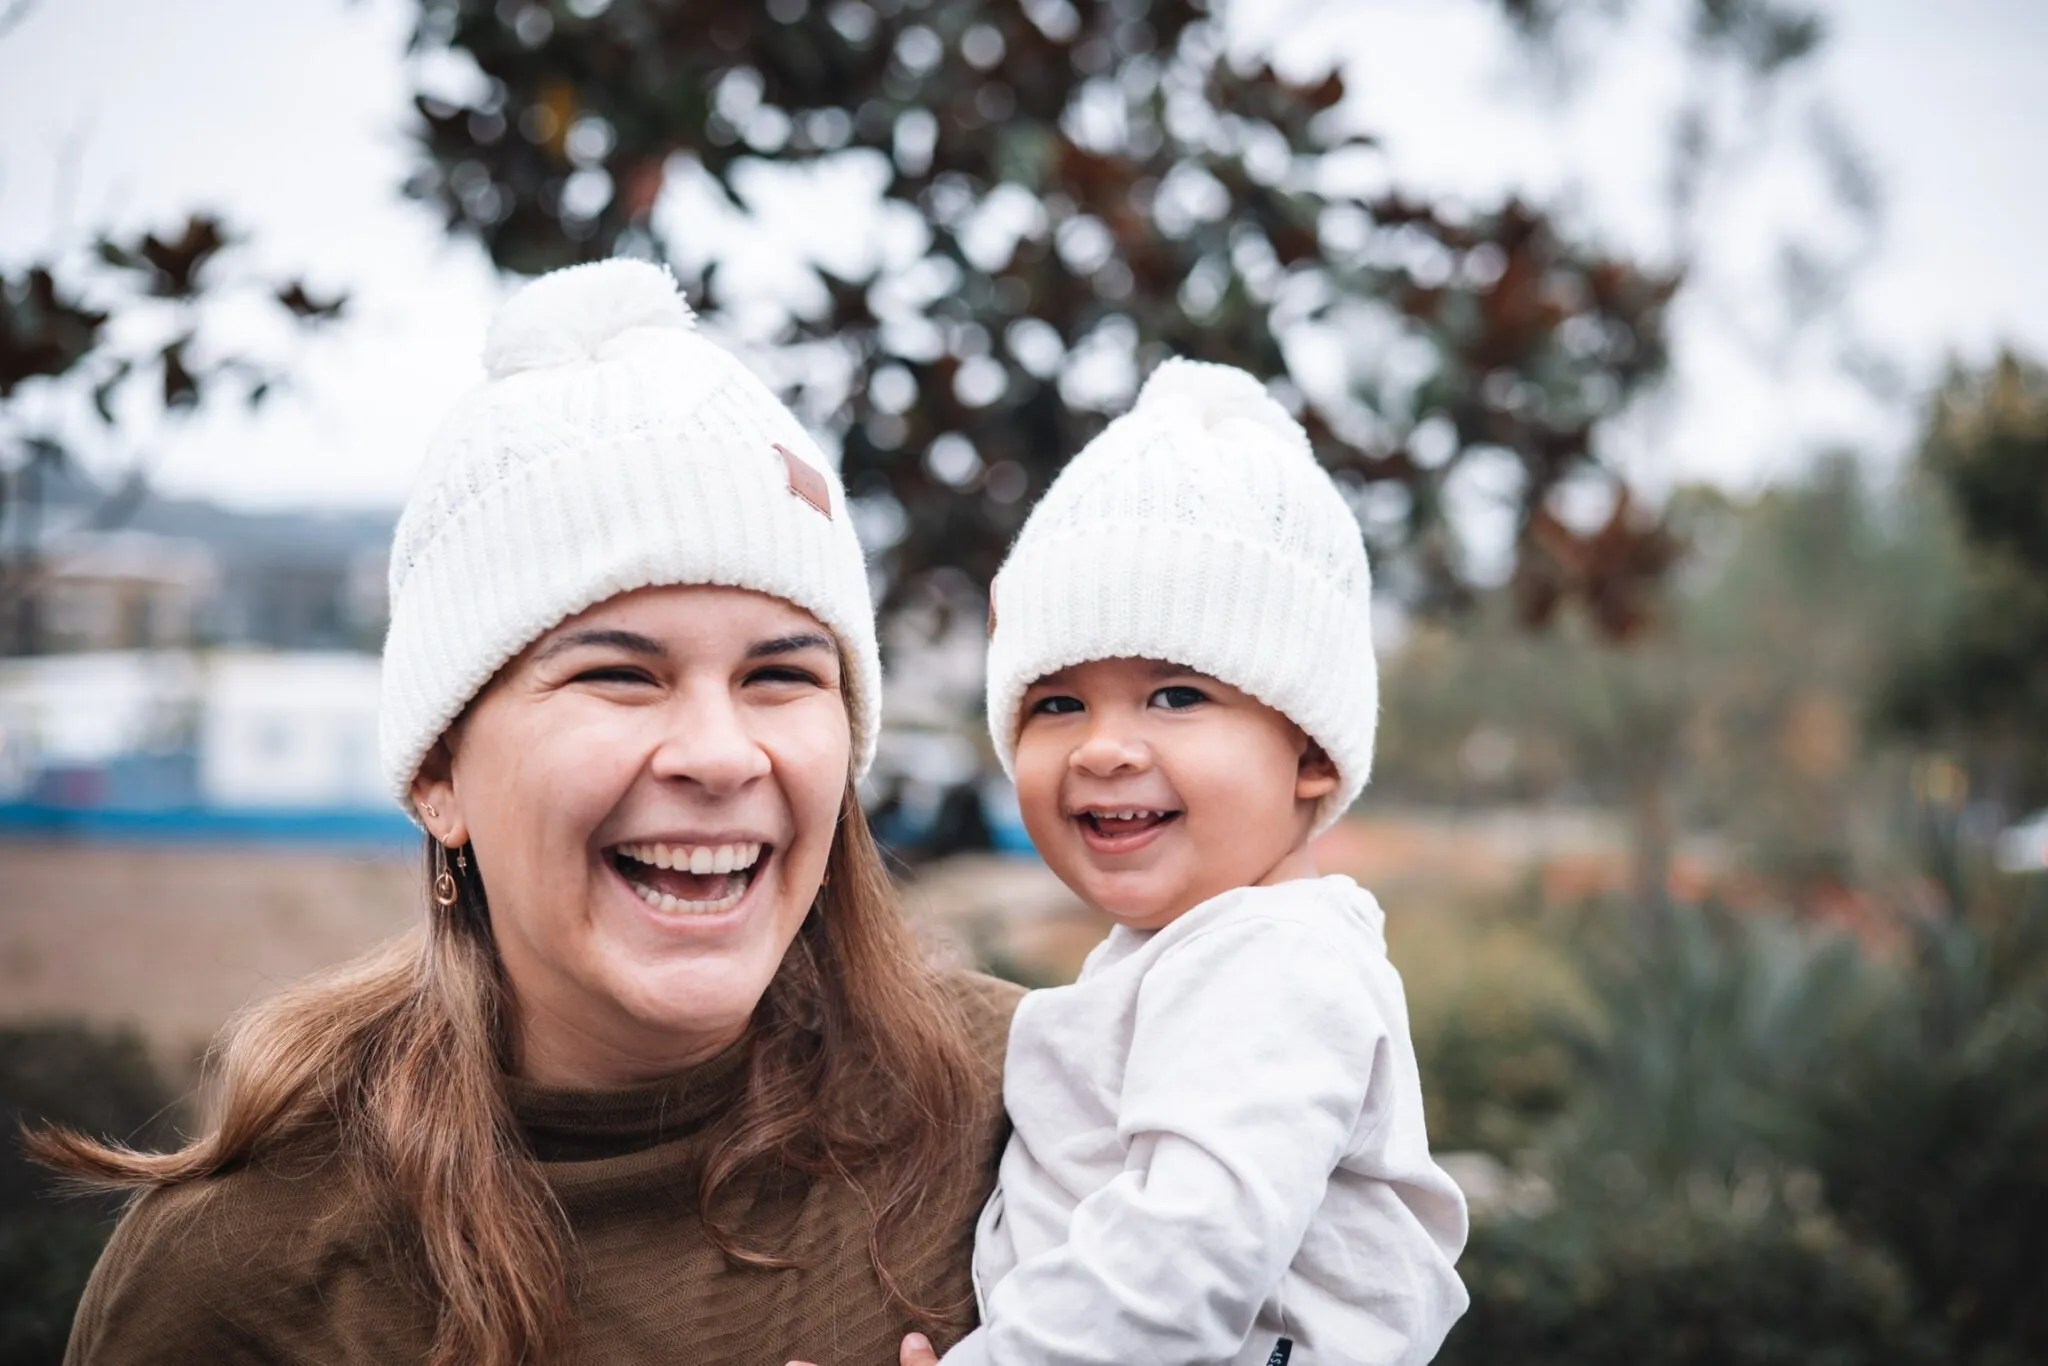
942 875 1468 1366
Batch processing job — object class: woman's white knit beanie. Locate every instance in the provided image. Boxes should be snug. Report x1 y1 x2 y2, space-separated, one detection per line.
986 358 1376 834
379 259 880 815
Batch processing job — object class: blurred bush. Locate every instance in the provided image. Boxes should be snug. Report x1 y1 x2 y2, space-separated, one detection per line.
1443 1201 1947 1366
1423 835 2048 1364
1 1024 182 1365
1802 847 2048 1361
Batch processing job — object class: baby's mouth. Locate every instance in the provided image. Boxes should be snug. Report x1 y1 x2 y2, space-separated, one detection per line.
1077 808 1181 838
610 841 766 915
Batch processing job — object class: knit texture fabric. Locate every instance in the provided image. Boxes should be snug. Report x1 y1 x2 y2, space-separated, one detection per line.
379 259 881 815
65 972 1021 1365
985 358 1378 832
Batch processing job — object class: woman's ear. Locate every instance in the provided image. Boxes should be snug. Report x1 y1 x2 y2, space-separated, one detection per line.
1296 739 1340 803
411 738 469 846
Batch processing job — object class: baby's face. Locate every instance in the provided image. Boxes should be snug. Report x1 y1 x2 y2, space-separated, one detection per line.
1013 657 1338 930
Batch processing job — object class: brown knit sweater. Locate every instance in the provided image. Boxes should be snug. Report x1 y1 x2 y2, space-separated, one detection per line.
65 971 1022 1365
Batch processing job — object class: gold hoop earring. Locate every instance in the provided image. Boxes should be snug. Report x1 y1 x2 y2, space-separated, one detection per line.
432 841 460 907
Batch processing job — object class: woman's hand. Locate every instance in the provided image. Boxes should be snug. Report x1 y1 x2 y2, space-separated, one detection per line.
784 1330 939 1366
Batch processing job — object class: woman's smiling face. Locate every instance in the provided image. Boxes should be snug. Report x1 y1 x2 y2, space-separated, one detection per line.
413 583 851 1087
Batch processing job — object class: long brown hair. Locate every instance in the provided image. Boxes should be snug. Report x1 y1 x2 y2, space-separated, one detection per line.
29 785 986 1364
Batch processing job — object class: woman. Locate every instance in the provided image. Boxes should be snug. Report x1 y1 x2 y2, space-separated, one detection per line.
35 261 1019 1364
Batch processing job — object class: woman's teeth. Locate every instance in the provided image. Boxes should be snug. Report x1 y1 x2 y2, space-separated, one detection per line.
615 841 762 875
631 881 746 915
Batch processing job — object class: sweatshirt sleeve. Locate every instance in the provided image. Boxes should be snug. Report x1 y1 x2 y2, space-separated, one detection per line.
65 1172 437 1365
66 1186 279 1365
944 913 1391 1366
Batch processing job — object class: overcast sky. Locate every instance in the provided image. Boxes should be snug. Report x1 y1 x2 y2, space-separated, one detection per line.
2 0 2044 514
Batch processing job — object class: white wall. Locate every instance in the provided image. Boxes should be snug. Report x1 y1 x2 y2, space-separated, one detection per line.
197 652 385 808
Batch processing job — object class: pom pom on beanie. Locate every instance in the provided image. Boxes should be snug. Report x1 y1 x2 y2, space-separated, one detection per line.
1128 357 1312 457
379 260 880 816
985 358 1377 835
480 259 697 379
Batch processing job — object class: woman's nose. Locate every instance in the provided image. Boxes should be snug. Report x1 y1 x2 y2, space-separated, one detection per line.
648 690 772 791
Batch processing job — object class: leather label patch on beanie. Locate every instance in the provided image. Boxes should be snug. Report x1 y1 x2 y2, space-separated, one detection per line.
775 443 832 519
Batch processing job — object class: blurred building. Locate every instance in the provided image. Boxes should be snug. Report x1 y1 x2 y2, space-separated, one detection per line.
0 650 383 810
199 653 384 808
3 473 394 656
0 483 402 840
34 532 222 651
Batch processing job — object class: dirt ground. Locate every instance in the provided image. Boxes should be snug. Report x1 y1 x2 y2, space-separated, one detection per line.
0 842 422 1074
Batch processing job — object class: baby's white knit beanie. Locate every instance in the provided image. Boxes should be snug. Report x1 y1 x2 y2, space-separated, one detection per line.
985 358 1377 833
379 259 880 814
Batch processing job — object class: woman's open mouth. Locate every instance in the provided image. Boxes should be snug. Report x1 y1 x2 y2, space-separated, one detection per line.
610 841 766 915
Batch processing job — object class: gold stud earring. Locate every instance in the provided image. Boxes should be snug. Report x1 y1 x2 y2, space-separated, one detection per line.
420 801 439 820
432 841 460 907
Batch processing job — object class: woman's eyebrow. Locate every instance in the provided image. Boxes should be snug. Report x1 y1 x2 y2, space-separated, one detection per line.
531 627 667 664
746 632 836 659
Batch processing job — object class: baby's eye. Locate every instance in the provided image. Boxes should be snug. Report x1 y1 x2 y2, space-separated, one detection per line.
1151 685 1207 710
1030 695 1084 716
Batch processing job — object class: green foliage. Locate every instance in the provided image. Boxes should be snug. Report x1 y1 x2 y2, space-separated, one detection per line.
1415 995 1576 1157
1546 898 1890 1190
1425 845 2048 1364
1442 1202 1947 1366
0 1024 183 1365
1884 351 2048 807
1398 887 1584 1156
1801 851 2048 1361
405 0 1692 630
1376 457 1956 891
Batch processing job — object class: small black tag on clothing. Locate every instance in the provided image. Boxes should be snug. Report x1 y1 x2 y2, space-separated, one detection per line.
1265 1338 1294 1366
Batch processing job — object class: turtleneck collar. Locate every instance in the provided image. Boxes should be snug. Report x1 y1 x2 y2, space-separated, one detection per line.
506 1036 751 1163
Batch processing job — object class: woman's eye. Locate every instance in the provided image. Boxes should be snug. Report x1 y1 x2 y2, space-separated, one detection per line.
1030 695 1084 716
573 666 655 685
748 666 821 686
1152 685 1207 710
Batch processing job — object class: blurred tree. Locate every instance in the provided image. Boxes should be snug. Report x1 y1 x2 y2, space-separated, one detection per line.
1883 351 2048 812
397 0 1765 637
0 217 344 652
1376 457 1956 903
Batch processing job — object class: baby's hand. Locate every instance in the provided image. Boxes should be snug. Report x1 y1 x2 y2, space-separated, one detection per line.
782 1334 936 1366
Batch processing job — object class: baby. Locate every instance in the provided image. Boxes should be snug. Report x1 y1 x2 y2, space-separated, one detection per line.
944 360 1469 1365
